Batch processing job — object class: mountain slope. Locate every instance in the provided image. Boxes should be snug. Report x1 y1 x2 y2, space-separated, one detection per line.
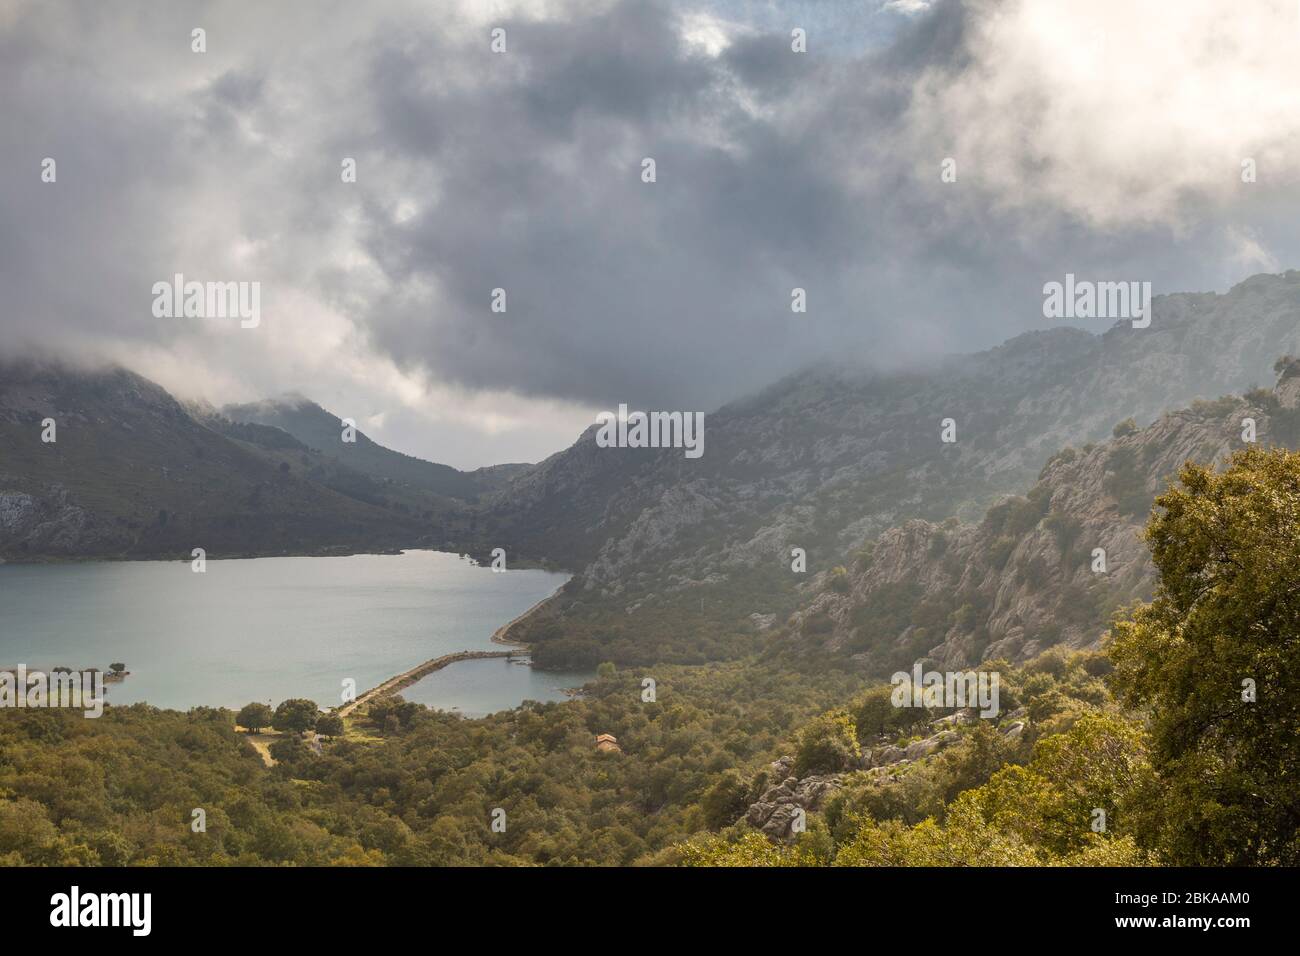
221 396 529 502
497 272 1300 665
787 358 1300 675
0 361 431 559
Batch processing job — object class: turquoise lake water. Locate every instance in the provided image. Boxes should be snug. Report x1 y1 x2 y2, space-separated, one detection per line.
0 550 586 714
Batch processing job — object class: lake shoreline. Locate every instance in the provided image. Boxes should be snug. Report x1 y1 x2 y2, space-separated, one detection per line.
489 584 567 650
0 545 573 575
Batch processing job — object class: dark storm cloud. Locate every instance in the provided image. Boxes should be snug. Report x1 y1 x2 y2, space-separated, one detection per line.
351 0 931 408
3 0 1300 452
340 0 1300 411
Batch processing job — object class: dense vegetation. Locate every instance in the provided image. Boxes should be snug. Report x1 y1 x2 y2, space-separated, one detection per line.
682 650 1152 866
685 447 1300 866
3 445 1296 866
0 663 858 865
1110 447 1300 864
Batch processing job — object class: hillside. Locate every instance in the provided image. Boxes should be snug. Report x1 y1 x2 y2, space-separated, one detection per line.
499 272 1300 666
0 361 434 559
788 359 1300 675
221 396 530 502
8 271 1300 608
2 373 1296 869
689 440 1300 867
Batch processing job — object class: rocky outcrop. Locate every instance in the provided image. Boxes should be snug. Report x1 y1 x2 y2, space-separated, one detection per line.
0 480 127 556
744 758 847 841
864 724 966 769
745 711 1033 841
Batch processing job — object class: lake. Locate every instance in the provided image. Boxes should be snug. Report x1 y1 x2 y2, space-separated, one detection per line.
0 550 588 715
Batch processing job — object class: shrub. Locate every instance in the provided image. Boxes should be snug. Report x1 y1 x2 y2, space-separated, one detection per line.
793 710 861 776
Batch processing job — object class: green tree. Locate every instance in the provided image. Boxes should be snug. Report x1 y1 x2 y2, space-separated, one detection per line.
680 831 798 867
834 802 1040 867
315 713 345 739
963 712 1149 857
272 698 320 735
851 685 897 740
1109 447 1300 865
236 702 273 733
793 710 861 777
700 771 750 830
850 684 929 740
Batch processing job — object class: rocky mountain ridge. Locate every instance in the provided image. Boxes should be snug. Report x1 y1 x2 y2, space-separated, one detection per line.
497 272 1300 665
786 359 1300 675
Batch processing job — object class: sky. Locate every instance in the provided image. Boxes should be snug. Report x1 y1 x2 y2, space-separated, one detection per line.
3 0 1300 468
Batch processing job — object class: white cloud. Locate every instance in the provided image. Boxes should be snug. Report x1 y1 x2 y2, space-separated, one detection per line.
882 0 935 15
904 0 1300 229
679 10 740 56
1225 226 1280 273
6 0 1300 470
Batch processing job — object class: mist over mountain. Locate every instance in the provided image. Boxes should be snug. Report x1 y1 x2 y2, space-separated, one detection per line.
0 361 463 559
219 396 530 502
7 0 1300 471
8 271 1300 595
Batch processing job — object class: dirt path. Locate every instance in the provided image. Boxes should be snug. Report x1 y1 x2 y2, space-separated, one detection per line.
243 732 278 767
238 729 323 766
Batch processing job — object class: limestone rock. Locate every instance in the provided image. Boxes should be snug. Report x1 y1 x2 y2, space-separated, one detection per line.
744 770 845 842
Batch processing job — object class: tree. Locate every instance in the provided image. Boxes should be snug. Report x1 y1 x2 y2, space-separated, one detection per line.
109 663 126 674
793 710 861 777
236 702 273 733
315 713 345 739
962 712 1149 857
1109 447 1300 865
700 771 750 830
851 684 928 740
834 802 1039 867
271 698 320 735
367 696 419 732
680 831 798 867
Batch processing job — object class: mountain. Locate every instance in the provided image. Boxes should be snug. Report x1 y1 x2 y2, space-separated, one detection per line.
0 361 443 559
220 396 530 502
491 272 1300 666
8 269 1300 644
787 357 1300 675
